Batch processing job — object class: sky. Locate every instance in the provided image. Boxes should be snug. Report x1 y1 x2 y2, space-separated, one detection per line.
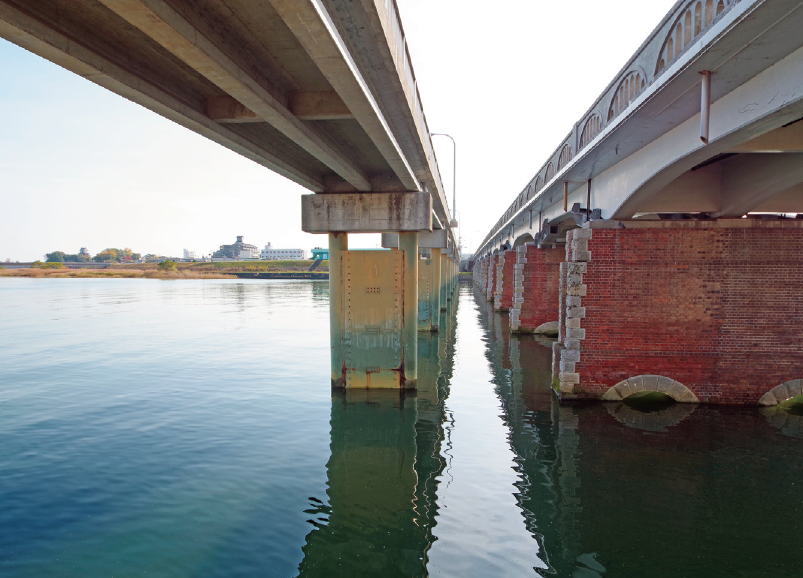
0 0 676 262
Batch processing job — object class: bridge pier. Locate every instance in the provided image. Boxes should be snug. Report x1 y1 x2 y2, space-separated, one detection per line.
494 249 516 312
304 192 433 389
446 252 456 305
430 248 442 328
383 230 451 331
510 244 563 335
552 219 803 405
484 254 499 302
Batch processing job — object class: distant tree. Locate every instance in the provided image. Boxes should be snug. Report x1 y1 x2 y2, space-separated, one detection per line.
158 260 176 272
31 261 46 268
63 253 91 262
93 248 121 263
46 251 65 263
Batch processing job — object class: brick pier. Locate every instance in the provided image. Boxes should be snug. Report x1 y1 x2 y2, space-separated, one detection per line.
510 244 563 333
494 249 516 311
553 220 803 405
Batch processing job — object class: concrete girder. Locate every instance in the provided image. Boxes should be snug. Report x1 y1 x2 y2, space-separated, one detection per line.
717 153 803 217
753 182 803 213
0 2 326 191
267 0 419 193
97 0 372 191
208 91 355 122
321 0 452 229
634 153 803 216
730 121 803 153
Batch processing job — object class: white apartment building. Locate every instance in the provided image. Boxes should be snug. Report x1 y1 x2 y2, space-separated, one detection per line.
183 249 197 260
260 242 308 260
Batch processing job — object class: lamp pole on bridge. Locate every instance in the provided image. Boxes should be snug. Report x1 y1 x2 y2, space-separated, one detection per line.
430 132 457 227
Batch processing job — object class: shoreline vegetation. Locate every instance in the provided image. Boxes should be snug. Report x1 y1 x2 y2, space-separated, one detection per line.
0 260 330 280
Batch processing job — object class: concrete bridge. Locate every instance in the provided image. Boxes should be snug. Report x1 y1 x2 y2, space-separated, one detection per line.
473 0 803 405
0 0 460 388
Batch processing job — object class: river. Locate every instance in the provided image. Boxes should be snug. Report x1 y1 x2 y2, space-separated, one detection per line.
1 278 800 577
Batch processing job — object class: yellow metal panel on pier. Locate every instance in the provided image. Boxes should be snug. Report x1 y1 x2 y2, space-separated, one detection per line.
418 257 432 331
343 250 403 388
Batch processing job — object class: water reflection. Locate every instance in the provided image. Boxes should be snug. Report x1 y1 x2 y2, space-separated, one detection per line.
4 278 801 576
475 287 803 578
297 296 457 577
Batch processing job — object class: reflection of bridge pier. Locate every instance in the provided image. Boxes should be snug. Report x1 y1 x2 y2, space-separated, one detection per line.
297 304 456 576
297 390 422 576
478 288 803 575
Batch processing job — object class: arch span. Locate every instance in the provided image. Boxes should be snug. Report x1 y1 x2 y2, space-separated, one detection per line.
513 233 534 247
601 375 699 403
757 379 803 406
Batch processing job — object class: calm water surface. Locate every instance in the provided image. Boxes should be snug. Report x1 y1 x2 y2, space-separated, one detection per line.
1 278 801 577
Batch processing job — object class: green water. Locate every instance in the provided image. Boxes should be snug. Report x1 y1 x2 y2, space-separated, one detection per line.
0 278 801 576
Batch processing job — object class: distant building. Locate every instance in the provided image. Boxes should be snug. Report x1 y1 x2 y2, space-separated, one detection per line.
311 247 329 260
79 247 89 257
212 236 259 260
260 242 308 260
183 249 197 260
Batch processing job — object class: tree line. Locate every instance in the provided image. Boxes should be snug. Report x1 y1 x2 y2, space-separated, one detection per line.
45 248 143 263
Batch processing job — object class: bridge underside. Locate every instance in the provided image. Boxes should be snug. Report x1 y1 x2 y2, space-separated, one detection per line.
0 0 462 390
0 0 449 207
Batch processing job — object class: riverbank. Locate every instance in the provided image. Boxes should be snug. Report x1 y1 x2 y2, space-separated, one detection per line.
0 260 329 280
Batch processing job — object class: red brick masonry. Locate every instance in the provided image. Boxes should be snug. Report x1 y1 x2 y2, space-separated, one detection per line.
495 249 517 311
511 244 563 332
555 220 803 404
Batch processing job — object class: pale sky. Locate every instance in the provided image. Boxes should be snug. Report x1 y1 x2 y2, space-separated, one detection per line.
0 0 675 262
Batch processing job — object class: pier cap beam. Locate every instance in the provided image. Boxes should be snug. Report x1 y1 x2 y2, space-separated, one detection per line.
302 192 431 233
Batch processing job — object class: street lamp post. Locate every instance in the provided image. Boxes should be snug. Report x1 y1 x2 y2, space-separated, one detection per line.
429 132 457 227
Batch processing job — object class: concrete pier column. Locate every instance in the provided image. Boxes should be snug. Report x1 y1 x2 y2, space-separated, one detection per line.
449 257 454 302
399 232 419 385
445 258 451 304
440 252 448 311
303 192 431 389
449 257 456 301
430 248 442 330
328 232 348 386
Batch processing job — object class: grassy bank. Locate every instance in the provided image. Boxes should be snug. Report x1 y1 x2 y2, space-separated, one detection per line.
0 260 327 279
188 260 328 273
0 267 236 280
